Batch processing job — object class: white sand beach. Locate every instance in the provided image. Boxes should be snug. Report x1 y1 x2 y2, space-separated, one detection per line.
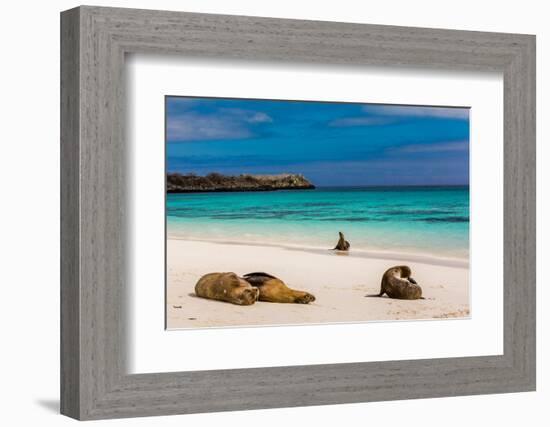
166 238 470 329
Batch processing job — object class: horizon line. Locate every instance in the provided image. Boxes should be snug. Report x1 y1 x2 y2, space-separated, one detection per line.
314 184 469 188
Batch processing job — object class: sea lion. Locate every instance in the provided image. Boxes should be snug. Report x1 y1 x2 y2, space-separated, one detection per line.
371 265 424 300
333 231 350 251
243 272 316 304
195 272 260 305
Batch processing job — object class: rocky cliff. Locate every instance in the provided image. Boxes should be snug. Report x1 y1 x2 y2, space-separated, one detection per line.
166 173 315 193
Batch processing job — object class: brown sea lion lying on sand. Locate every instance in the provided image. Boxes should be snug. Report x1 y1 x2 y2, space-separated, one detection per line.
195 272 260 306
369 265 424 300
333 231 350 251
195 272 315 305
243 272 316 304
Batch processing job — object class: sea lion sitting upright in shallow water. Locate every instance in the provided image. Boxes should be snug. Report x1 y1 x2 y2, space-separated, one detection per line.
243 272 316 304
373 265 424 300
333 231 350 251
195 272 260 305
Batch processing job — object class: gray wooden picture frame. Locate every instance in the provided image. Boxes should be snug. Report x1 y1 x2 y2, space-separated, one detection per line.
60 5 536 421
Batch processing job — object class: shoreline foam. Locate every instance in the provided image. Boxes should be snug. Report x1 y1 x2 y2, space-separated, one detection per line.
167 233 469 269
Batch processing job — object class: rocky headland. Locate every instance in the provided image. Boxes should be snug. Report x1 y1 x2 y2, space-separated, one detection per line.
166 173 315 193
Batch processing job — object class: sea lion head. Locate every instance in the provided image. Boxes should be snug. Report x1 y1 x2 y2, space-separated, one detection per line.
393 265 417 284
383 265 419 284
394 265 412 279
223 273 260 305
384 265 413 279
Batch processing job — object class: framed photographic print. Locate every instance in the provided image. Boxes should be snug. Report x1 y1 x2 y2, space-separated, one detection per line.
61 5 536 420
165 96 471 330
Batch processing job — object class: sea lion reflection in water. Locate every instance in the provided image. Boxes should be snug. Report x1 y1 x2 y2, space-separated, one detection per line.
333 231 350 251
368 265 424 300
195 272 315 305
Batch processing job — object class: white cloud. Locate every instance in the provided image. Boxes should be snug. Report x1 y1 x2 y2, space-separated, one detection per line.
328 117 394 127
326 104 469 128
167 113 253 141
167 109 272 141
218 108 273 123
166 97 198 111
247 112 273 123
361 105 470 120
387 140 469 154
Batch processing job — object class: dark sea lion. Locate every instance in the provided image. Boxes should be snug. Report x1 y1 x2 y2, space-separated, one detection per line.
243 272 316 304
370 265 424 300
195 272 260 305
333 231 350 251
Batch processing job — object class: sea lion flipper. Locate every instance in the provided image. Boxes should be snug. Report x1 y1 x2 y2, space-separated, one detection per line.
244 272 315 304
377 275 387 297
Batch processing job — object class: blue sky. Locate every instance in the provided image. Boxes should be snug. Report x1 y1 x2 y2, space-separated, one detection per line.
166 97 469 186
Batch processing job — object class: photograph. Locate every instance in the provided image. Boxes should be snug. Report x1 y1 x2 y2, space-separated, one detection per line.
165 96 470 329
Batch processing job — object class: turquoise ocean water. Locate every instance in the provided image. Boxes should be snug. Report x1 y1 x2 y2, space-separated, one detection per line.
166 186 469 261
